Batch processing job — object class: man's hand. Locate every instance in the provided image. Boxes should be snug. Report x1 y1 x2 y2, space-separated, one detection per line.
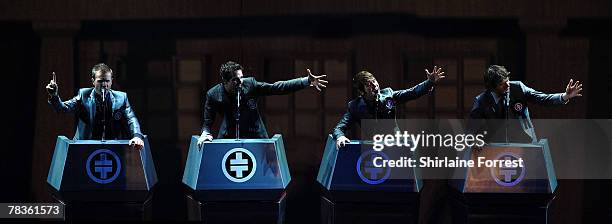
307 68 328 91
563 78 583 101
197 132 214 150
129 136 145 150
46 72 58 96
336 136 351 150
425 66 446 83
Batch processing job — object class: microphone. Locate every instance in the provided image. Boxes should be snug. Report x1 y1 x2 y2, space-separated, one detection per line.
504 90 510 108
235 79 242 140
101 88 106 102
101 88 107 141
503 89 510 144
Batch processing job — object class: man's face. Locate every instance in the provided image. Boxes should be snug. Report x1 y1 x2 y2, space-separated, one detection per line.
361 77 380 101
494 78 510 95
223 69 244 95
92 71 112 95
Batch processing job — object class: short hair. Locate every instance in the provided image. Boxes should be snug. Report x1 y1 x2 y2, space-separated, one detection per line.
353 71 376 93
91 63 113 79
220 61 243 82
484 65 510 89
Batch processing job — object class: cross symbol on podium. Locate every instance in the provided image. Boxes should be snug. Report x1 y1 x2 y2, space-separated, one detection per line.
229 152 249 178
364 158 383 179
499 156 517 182
94 153 113 179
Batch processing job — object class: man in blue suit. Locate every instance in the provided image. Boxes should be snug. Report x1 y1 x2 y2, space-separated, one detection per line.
197 61 328 148
46 63 145 150
332 66 446 149
469 65 583 143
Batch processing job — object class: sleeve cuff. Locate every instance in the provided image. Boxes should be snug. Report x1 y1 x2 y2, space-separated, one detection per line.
560 93 569 104
301 77 310 87
133 133 145 140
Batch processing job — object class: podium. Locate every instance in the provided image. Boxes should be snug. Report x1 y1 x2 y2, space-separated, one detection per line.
47 136 158 220
316 135 421 224
182 134 290 222
449 139 557 223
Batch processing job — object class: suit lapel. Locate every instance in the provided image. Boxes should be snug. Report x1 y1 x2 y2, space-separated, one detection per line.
87 89 96 126
110 90 118 112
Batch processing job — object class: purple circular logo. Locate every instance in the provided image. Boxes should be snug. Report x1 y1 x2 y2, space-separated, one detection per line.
490 152 525 187
356 150 391 185
513 103 523 112
86 149 122 184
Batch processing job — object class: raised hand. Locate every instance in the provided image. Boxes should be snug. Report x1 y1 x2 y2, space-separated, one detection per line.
46 72 58 96
307 68 328 91
563 78 583 101
425 66 446 83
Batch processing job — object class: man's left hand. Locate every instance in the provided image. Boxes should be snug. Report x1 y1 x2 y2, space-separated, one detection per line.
563 78 583 101
307 68 328 91
129 137 145 150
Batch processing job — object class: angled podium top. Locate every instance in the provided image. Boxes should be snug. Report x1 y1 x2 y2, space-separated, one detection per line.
47 136 158 202
182 134 291 201
450 139 557 194
317 135 422 195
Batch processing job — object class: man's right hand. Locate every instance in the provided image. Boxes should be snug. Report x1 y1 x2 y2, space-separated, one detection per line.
336 136 351 150
46 72 58 96
197 132 214 150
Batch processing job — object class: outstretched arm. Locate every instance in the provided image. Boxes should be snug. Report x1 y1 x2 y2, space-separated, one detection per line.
254 69 328 95
522 79 582 105
393 65 445 104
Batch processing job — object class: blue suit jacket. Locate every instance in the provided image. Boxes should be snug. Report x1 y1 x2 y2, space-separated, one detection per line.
332 79 434 140
48 88 143 140
469 81 566 142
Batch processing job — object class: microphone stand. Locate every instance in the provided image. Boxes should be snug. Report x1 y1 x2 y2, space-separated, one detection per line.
101 89 107 142
504 90 510 144
235 85 241 141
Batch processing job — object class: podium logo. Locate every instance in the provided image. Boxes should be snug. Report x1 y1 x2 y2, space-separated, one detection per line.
490 152 525 187
356 150 391 185
86 149 122 184
222 148 257 183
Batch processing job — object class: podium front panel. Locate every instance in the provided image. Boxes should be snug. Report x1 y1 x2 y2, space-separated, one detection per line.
450 139 557 194
182 134 291 192
317 135 422 193
47 136 158 202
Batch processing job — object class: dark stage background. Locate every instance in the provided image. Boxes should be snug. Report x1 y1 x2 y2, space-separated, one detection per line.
2 0 612 223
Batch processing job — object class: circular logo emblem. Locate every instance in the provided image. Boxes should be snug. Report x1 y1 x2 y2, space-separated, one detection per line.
513 103 523 112
356 150 391 185
114 111 122 120
86 149 122 184
247 99 258 110
385 98 395 110
490 152 525 187
221 148 257 183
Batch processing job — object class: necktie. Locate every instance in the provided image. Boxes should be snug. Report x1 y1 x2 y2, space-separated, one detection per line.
500 96 507 119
